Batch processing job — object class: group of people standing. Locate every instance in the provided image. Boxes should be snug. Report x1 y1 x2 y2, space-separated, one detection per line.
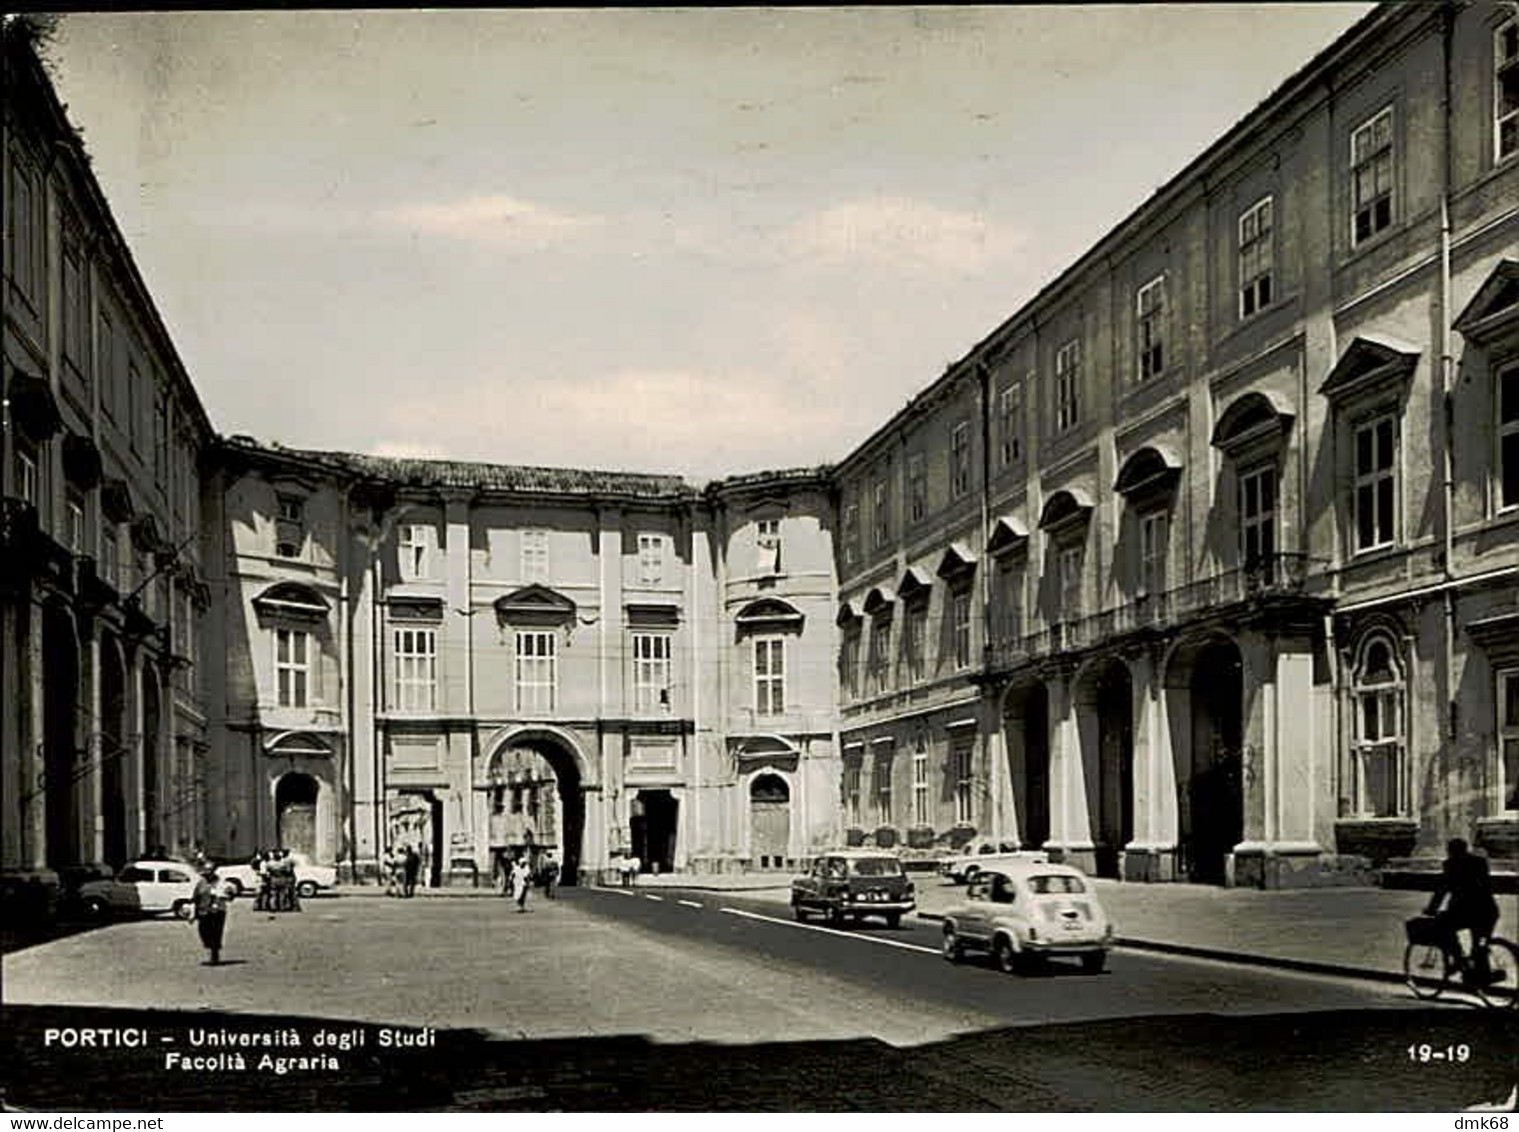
250 848 303 912
385 844 423 898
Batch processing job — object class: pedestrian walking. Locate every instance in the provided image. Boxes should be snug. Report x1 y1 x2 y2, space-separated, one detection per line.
540 851 559 899
511 856 532 913
619 854 638 887
384 846 403 897
191 865 230 966
403 844 421 898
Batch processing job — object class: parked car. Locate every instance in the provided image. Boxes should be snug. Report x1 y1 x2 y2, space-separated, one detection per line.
790 849 916 928
940 861 1113 974
217 853 338 900
75 860 199 920
938 849 1048 884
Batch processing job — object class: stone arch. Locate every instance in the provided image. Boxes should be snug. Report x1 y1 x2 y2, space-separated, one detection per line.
1073 654 1137 879
999 677 1051 851
747 770 793 870
274 771 321 860
485 725 592 885
1164 631 1248 883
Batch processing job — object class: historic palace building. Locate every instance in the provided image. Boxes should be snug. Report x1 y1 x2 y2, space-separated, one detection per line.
4 3 1517 889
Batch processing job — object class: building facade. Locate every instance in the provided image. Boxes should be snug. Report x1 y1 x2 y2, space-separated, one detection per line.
834 0 1519 886
2 24 216 884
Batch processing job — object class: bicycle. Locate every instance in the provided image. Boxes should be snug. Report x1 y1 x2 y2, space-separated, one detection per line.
1404 915 1519 1010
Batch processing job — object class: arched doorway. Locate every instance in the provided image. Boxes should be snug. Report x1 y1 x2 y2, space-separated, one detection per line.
1003 681 1050 850
488 736 585 885
1077 658 1134 879
748 774 790 869
141 664 163 856
1186 639 1244 884
632 789 679 874
275 772 320 860
100 636 128 868
42 604 81 868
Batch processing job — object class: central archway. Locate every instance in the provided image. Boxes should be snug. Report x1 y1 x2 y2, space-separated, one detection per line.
487 734 585 886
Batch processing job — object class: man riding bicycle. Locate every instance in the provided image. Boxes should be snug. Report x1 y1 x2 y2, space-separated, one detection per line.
1425 838 1502 986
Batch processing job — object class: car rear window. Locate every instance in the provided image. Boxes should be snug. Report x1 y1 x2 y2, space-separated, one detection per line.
848 857 902 877
1028 874 1086 894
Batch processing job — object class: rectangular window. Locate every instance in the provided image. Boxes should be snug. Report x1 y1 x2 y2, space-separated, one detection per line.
754 638 785 715
1354 673 1404 817
869 617 892 694
632 632 672 713
638 532 666 585
399 524 433 580
996 562 1024 643
1055 340 1082 432
1497 18 1519 162
1499 363 1519 512
951 733 974 825
515 630 557 714
755 519 781 574
65 491 85 554
1058 544 1084 621
951 589 972 671
998 385 1022 466
16 447 38 507
873 477 891 549
393 627 437 712
101 525 119 591
1353 414 1398 552
275 628 310 708
874 756 894 826
8 158 41 306
907 453 927 523
100 313 117 421
904 603 927 686
843 502 860 569
62 238 90 383
154 392 169 482
1139 510 1168 597
521 529 549 583
912 745 930 827
840 628 861 699
1136 276 1166 382
1500 669 1519 812
1240 464 1277 569
1238 196 1275 319
844 762 862 828
1351 107 1395 246
275 494 304 559
950 421 972 498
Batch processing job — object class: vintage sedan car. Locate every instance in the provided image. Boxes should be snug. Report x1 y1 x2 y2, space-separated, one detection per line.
938 849 1048 884
790 849 916 928
940 861 1113 974
75 860 199 920
217 853 337 900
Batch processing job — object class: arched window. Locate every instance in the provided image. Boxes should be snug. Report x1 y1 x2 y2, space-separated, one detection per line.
1351 633 1406 818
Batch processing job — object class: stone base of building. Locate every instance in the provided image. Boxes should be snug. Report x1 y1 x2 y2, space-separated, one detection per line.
1120 844 1179 883
1041 841 1098 876
1333 818 1418 866
1227 842 1377 889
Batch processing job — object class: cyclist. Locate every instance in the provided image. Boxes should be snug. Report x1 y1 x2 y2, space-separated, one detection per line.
1424 838 1501 985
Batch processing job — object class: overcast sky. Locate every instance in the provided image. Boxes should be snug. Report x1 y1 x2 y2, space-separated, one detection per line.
47 6 1372 482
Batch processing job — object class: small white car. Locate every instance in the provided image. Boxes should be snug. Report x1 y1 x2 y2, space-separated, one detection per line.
940 861 1114 975
938 849 1048 884
76 860 199 920
217 853 338 900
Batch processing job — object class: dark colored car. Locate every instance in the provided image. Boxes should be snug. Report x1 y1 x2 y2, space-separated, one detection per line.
790 850 916 928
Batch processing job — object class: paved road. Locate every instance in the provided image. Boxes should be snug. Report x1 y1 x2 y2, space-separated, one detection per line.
2 886 1514 1111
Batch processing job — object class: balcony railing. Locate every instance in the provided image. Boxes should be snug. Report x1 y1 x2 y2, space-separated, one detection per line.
985 552 1322 670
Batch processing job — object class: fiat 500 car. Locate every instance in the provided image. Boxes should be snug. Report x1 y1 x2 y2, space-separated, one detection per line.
75 860 198 920
218 853 337 900
938 849 1048 884
939 861 1113 974
790 850 916 928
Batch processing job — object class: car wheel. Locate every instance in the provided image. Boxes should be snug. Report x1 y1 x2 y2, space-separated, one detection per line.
993 936 1019 975
827 905 846 928
81 896 109 920
296 880 318 900
942 927 964 964
792 900 809 922
172 900 193 921
884 912 901 930
1082 951 1107 975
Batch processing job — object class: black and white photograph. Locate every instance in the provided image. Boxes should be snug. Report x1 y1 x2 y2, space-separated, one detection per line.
1 3 1517 1114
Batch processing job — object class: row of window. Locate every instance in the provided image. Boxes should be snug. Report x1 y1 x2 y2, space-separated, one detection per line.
842 591 974 699
841 734 976 829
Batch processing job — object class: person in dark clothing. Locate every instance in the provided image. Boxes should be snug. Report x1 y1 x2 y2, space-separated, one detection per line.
191 866 230 965
540 851 559 899
1425 838 1502 985
403 845 421 898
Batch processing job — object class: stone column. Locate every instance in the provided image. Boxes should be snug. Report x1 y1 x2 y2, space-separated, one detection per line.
24 599 47 869
86 627 104 863
1122 646 1179 881
1044 669 1096 872
125 647 145 858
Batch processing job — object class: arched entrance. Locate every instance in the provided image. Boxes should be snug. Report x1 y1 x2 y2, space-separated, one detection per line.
100 636 128 868
275 772 320 859
1003 681 1050 850
388 791 444 887
748 774 790 869
632 789 678 874
1165 634 1246 884
1077 658 1134 879
42 604 81 868
488 735 585 885
141 664 163 855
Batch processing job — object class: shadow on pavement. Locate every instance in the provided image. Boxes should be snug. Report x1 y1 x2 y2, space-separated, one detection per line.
0 1003 1513 1112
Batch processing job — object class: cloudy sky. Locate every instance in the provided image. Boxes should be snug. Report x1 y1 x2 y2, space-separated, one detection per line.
48 6 1372 481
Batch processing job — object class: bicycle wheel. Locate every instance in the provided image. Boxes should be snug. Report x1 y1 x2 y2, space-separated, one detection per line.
1476 937 1519 1011
1403 941 1452 1000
